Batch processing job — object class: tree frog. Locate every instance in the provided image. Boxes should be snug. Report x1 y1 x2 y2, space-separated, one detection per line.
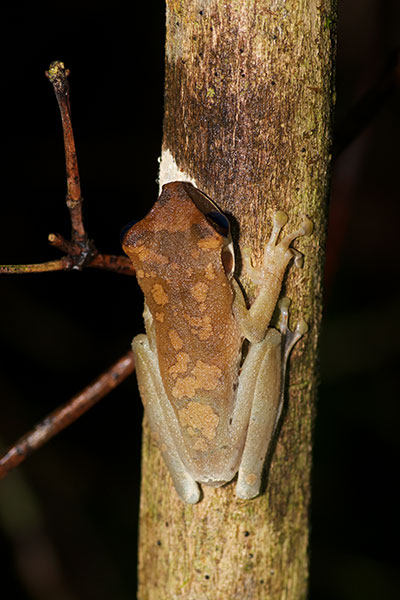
122 181 312 503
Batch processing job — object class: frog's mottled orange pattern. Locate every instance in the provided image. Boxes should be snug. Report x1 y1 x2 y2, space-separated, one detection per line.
123 182 241 459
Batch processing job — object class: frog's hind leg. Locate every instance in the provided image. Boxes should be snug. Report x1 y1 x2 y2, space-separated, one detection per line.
132 334 200 504
234 329 281 499
235 299 307 500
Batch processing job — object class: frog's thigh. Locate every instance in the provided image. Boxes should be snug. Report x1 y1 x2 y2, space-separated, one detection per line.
236 329 281 500
132 334 200 504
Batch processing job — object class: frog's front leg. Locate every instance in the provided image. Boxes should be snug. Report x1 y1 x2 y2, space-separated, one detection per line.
132 333 200 504
232 211 312 499
235 299 307 499
232 211 312 343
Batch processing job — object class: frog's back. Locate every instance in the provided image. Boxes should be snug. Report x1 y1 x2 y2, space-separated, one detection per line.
123 182 242 476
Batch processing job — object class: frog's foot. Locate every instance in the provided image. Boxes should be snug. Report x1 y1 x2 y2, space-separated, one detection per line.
277 297 308 364
242 211 313 284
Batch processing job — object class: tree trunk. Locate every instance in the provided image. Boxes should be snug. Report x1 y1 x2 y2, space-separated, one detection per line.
138 1 335 598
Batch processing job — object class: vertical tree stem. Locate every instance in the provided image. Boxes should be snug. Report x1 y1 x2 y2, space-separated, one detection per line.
138 2 336 598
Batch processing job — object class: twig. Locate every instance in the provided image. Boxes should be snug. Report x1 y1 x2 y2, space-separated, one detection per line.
0 351 135 480
45 60 86 243
46 231 134 274
0 61 135 276
333 46 400 158
0 259 69 274
0 253 135 276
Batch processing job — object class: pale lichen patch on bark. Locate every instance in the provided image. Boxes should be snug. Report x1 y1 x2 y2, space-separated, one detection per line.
159 147 197 191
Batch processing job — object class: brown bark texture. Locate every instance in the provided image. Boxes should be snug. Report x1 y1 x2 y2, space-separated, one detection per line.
138 1 335 599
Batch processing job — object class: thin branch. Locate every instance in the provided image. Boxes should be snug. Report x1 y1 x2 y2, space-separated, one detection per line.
45 60 85 243
0 259 69 274
89 253 135 275
0 254 135 276
0 351 135 480
45 59 97 270
1 61 135 276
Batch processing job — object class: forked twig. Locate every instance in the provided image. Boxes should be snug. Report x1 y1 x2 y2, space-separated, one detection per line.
0 60 134 276
0 351 135 480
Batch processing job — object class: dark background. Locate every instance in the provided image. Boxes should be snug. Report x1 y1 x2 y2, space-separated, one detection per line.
0 1 399 598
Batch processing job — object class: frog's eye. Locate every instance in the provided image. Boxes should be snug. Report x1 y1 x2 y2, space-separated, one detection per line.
120 220 138 243
206 211 230 238
183 182 231 238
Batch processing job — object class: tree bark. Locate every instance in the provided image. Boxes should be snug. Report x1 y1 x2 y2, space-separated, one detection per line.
138 1 335 598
